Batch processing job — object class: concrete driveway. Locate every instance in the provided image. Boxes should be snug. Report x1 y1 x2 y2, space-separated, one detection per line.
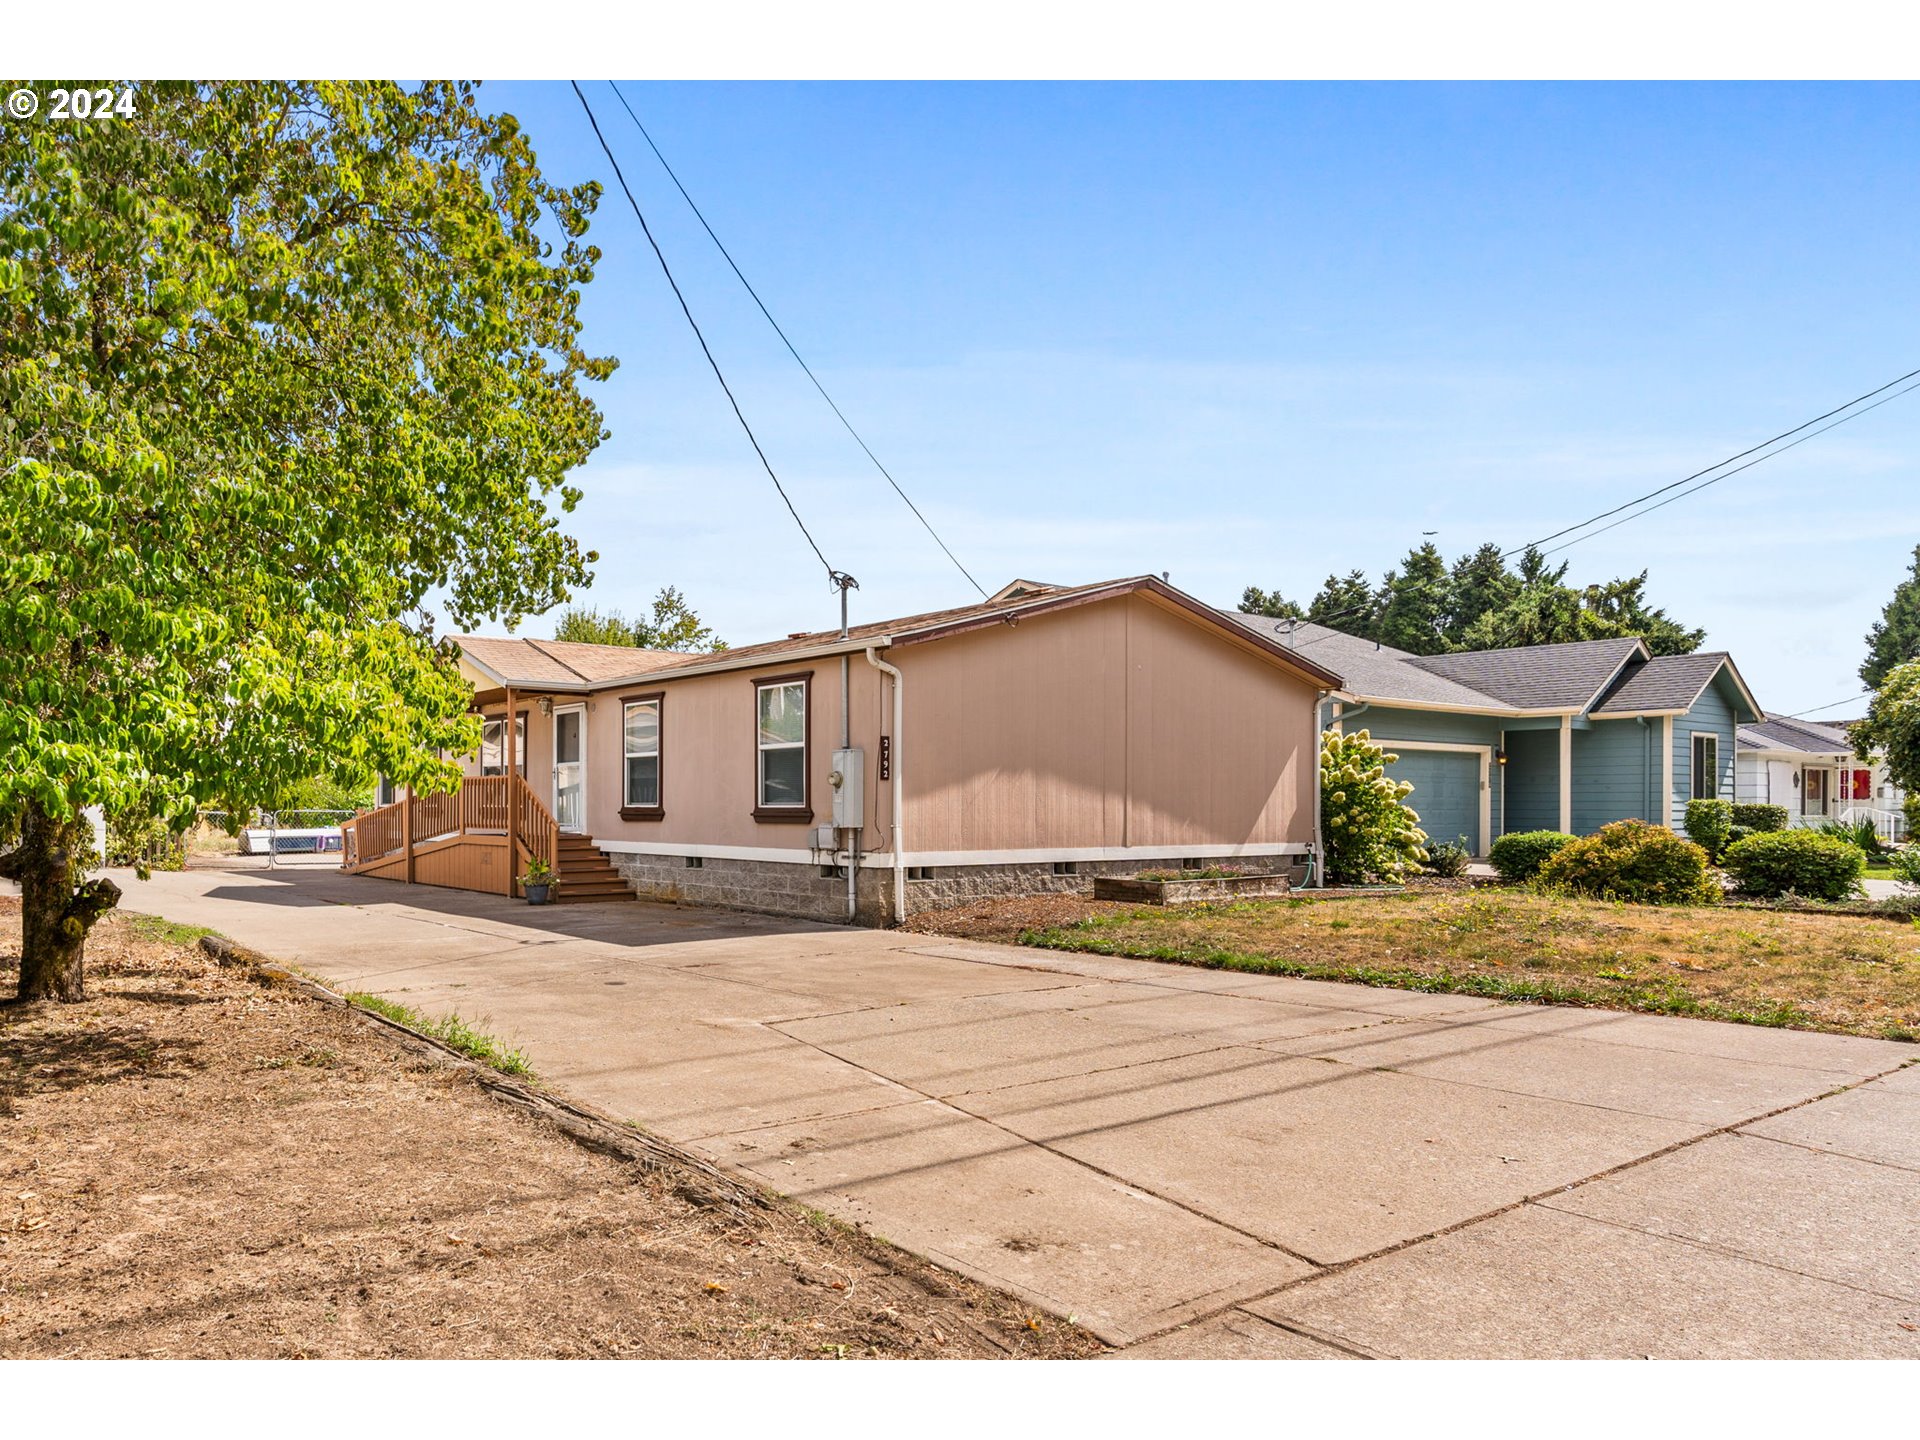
104 866 1920 1357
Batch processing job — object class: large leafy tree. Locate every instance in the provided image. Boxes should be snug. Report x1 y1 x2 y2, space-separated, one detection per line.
1 81 613 1001
552 586 726 652
1861 543 1920 690
1854 659 1920 796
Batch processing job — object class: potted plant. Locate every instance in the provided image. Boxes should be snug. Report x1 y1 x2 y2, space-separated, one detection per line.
519 857 557 905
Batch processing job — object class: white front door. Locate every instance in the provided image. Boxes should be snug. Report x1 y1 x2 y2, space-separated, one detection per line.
553 704 586 832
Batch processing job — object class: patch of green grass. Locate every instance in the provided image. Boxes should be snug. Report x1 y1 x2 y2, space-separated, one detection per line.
121 912 217 946
344 991 535 1078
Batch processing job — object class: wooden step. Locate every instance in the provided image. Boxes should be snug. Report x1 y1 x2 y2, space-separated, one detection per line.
551 836 634 902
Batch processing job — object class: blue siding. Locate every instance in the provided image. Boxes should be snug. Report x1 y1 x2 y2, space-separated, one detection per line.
1671 675 1739 826
1504 728 1561 832
1326 705 1504 845
1573 718 1658 832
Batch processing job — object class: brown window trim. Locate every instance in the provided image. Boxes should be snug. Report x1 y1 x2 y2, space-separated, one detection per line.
750 670 814 823
619 690 666 821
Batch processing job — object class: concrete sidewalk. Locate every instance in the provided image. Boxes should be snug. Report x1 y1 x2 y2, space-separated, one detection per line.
98 866 1920 1356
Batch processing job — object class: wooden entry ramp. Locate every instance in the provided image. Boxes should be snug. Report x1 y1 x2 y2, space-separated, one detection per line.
339 776 630 901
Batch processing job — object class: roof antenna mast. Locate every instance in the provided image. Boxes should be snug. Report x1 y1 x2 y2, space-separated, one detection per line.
833 570 859 640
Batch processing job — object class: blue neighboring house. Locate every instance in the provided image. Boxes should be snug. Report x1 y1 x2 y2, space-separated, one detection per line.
1227 617 1764 856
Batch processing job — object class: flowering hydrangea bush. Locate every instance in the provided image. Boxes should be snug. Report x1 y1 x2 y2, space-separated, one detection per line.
1320 729 1429 884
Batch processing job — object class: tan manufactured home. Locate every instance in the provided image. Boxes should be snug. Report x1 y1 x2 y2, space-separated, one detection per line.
343 576 1341 923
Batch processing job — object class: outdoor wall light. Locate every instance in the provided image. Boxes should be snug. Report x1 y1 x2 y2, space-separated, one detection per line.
537 695 553 717
1495 749 1507 766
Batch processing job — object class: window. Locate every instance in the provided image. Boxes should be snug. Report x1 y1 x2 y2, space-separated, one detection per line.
621 694 663 817
479 715 527 778
1690 732 1718 801
753 675 811 820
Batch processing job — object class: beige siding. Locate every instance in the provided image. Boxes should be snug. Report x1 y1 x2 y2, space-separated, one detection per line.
898 593 1316 853
475 592 1319 859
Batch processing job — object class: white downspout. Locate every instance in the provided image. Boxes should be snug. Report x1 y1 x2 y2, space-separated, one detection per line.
1311 690 1328 888
864 647 905 925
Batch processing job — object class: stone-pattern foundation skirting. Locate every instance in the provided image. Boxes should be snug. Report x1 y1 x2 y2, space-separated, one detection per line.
601 850 1312 927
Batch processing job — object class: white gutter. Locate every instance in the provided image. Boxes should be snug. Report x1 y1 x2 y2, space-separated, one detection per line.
865 647 906 925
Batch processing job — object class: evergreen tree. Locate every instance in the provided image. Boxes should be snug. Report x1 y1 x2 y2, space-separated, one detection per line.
552 588 726 653
1861 543 1920 689
1306 570 1381 636
1375 543 1452 655
1240 585 1305 620
1444 542 1522 644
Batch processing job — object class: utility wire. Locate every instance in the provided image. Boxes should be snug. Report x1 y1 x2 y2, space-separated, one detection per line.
1781 692 1872 720
1536 377 1920 559
1507 365 1920 559
570 81 838 583
606 81 990 601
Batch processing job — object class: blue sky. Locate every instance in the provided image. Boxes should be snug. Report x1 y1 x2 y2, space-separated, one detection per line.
485 81 1920 715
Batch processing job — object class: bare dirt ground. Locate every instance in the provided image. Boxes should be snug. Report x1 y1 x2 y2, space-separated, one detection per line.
0 897 1101 1359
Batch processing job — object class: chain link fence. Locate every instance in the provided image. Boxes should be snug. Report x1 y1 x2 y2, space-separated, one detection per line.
190 808 356 867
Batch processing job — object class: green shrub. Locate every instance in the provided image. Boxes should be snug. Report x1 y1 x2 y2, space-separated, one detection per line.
1815 816 1888 859
1884 845 1920 895
1424 836 1472 878
1684 798 1733 857
1320 729 1429 884
1721 829 1867 902
1730 803 1789 834
1726 823 1754 846
1535 819 1717 905
104 811 185 872
1488 830 1575 883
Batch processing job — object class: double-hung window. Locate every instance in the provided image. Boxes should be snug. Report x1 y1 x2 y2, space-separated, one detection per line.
1690 732 1718 801
754 675 810 819
479 715 527 778
621 693 663 818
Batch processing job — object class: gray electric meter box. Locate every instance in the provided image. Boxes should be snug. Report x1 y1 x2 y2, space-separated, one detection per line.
830 748 865 829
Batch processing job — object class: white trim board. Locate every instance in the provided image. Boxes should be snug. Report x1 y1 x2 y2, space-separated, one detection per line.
593 839 1314 869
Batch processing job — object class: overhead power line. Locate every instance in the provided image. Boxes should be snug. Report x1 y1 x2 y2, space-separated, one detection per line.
569 81 840 585
1508 365 1920 559
1781 691 1872 720
606 81 989 601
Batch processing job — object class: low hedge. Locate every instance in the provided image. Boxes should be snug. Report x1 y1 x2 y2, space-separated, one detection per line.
1488 830 1575 883
1721 829 1867 902
1536 819 1717 905
1684 798 1733 857
1730 803 1789 834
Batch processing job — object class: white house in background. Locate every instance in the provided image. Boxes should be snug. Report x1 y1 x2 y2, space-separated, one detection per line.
1736 716 1908 841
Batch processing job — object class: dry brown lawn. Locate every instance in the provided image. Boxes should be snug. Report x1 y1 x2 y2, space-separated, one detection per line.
912 888 1920 1041
0 898 1101 1359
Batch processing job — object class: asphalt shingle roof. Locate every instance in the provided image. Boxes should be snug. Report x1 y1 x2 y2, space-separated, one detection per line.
1409 637 1646 711
1738 716 1854 755
456 577 1345 693
1589 652 1734 716
1227 619 1505 709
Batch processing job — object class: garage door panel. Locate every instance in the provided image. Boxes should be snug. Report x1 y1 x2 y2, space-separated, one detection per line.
1389 749 1481 854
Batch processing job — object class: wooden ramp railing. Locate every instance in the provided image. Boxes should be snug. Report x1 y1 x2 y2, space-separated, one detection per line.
341 776 558 897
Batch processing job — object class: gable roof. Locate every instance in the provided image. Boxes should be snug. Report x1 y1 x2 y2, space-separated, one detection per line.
1589 650 1760 719
1738 716 1855 756
458 576 1345 695
1228 619 1508 709
1409 637 1647 711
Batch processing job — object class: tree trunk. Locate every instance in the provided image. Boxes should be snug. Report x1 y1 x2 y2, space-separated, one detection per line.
2 802 121 1003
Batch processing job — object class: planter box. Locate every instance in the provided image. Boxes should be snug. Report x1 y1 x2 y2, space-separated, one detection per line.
1092 872 1292 905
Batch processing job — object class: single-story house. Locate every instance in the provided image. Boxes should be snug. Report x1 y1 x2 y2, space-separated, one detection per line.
1736 715 1908 842
1224 617 1763 856
344 576 1343 923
